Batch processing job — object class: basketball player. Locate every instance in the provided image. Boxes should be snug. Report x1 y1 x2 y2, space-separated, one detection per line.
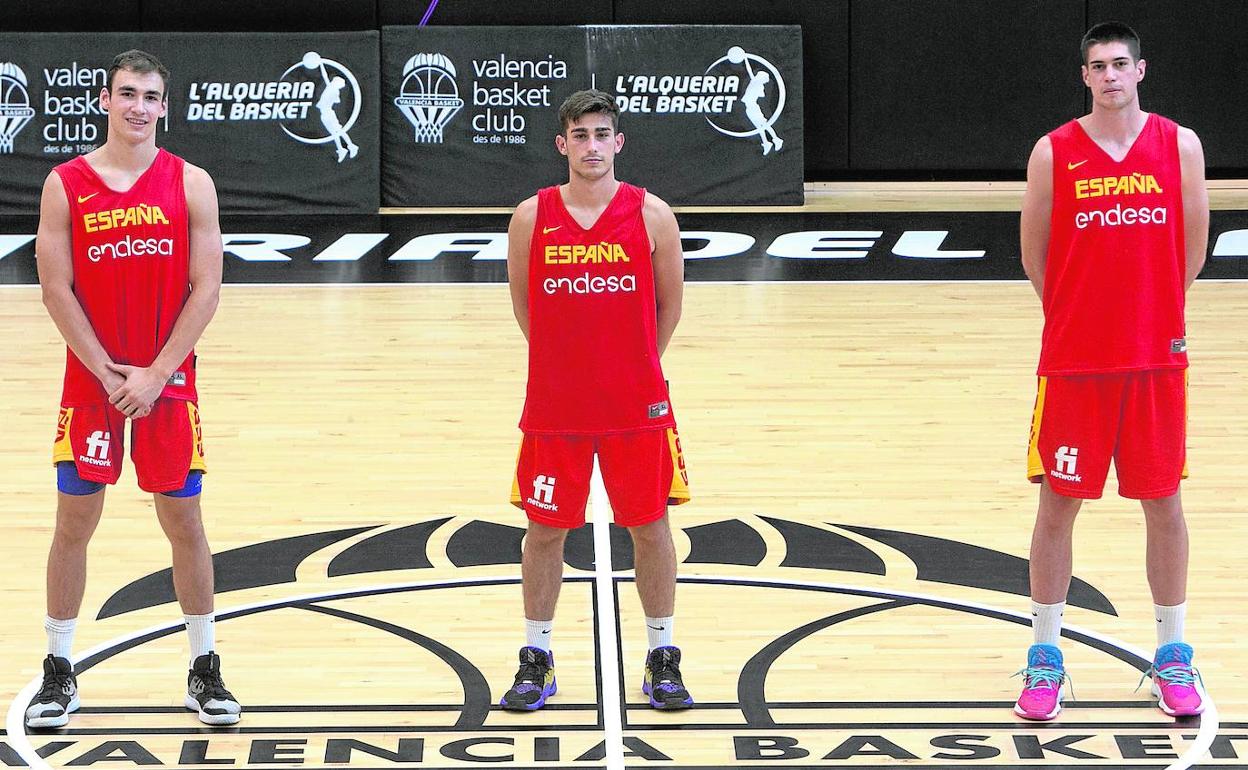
740 65 782 155
317 75 358 163
1015 23 1208 720
26 50 241 728
500 89 692 711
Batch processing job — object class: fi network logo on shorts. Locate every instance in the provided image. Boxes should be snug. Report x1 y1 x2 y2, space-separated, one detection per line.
80 430 111 467
0 62 37 153
393 53 464 144
1052 445 1081 482
185 52 361 163
527 474 557 511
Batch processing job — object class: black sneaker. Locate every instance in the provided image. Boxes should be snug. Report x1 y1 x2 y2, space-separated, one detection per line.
25 655 79 729
185 652 242 725
499 646 557 711
643 646 693 710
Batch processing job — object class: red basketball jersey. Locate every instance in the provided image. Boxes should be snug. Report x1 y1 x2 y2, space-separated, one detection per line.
1039 113 1188 375
520 182 675 434
54 149 196 406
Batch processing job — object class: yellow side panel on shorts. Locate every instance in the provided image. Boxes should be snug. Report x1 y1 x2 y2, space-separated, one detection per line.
509 439 524 509
52 407 74 465
667 428 692 505
1026 377 1047 482
1181 369 1189 480
187 402 208 474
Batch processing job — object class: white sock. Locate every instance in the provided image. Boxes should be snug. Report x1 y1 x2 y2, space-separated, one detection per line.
1155 602 1186 647
45 616 76 661
525 618 553 652
184 613 215 665
646 615 674 651
1030 600 1064 647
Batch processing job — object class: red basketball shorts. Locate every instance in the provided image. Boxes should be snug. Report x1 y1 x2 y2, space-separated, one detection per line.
52 399 208 493
1026 370 1187 499
511 427 691 528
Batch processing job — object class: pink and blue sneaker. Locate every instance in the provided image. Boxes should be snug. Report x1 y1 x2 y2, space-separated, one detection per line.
1014 643 1067 720
499 646 557 711
1142 642 1204 717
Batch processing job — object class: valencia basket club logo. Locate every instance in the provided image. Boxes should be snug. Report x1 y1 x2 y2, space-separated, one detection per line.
0 62 36 154
394 53 464 144
5 516 1225 767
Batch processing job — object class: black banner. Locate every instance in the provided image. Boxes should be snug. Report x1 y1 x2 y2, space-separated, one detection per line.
0 32 379 215
381 25 803 207
4 210 1248 285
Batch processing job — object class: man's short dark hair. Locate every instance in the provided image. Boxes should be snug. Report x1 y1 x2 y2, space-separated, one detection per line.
107 49 170 95
1081 21 1141 64
558 89 619 133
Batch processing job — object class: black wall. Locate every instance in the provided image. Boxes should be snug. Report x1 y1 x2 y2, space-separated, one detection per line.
850 0 1086 174
1088 0 1248 173
615 1 849 181
3 0 1243 178
379 0 613 25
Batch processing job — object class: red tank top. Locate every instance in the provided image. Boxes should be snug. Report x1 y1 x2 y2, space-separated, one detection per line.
54 149 196 406
1040 113 1187 375
520 182 675 434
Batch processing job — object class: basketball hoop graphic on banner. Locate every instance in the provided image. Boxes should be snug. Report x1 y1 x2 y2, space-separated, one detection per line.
394 54 463 144
0 63 36 154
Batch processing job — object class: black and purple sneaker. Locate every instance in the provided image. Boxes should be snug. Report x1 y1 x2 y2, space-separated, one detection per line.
643 646 693 710
499 646 557 711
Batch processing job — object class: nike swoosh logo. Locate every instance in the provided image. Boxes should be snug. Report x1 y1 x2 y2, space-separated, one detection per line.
543 226 561 234
1067 160 1089 171
541 629 550 634
647 625 666 631
77 193 99 204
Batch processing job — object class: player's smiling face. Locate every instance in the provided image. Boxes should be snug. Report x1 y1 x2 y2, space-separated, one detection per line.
101 69 167 145
1082 41 1145 111
557 112 624 182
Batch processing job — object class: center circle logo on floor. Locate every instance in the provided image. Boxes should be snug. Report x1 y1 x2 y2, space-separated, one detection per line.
7 517 1199 768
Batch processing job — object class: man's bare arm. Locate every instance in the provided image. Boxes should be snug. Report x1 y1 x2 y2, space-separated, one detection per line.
644 193 684 357
506 196 537 341
1177 126 1209 291
36 171 125 396
1020 136 1054 299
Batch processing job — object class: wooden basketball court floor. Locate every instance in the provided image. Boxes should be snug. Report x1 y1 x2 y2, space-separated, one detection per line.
1 189 1246 769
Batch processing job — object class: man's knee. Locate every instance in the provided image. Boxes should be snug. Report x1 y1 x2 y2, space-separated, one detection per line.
628 513 672 546
526 521 569 547
1141 493 1185 524
53 507 100 546
155 496 207 545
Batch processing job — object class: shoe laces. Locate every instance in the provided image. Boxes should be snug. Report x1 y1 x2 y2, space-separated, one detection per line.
193 667 235 701
36 671 74 703
511 652 549 693
649 650 684 691
1137 663 1202 692
1013 665 1074 699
